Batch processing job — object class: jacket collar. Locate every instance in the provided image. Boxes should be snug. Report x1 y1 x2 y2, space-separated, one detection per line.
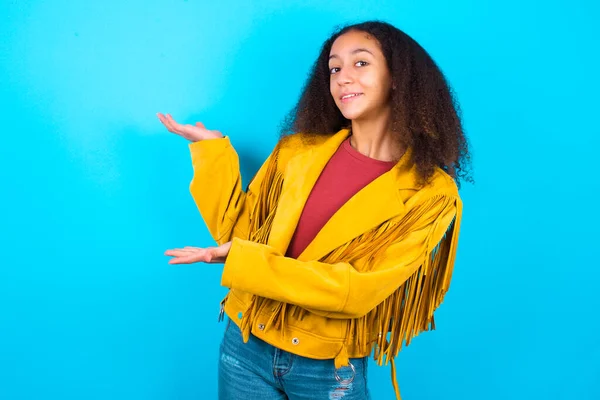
266 128 422 261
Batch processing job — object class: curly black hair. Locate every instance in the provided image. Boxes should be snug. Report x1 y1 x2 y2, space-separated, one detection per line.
280 20 472 186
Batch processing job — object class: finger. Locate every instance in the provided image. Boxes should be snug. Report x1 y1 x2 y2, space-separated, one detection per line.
168 252 212 264
212 245 228 258
157 113 172 129
166 114 180 125
180 124 198 137
165 249 197 256
164 114 185 134
166 246 216 253
195 122 206 130
157 113 176 132
166 247 197 252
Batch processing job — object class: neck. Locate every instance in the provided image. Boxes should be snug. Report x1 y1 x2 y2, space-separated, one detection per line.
349 112 405 162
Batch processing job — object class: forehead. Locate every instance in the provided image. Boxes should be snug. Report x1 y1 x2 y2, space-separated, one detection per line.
329 30 381 55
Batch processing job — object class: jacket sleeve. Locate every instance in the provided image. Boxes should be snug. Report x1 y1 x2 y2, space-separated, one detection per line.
188 137 272 245
221 194 460 319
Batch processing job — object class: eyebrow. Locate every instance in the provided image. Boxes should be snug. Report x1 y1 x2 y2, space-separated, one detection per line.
329 48 374 60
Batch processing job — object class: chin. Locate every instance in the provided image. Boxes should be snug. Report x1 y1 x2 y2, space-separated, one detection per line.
336 105 363 120
340 109 365 121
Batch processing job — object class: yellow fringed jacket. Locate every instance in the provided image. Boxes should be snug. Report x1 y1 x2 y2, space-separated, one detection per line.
188 128 462 399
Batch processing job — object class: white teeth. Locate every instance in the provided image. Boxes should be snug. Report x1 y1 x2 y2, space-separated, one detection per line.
342 93 361 100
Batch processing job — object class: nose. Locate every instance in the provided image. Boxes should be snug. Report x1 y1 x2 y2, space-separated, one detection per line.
335 68 353 86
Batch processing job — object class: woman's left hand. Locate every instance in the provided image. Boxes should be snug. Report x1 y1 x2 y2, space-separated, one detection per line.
165 241 232 264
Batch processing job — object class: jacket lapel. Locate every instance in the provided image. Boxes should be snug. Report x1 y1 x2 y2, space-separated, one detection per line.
297 147 420 262
266 128 422 262
266 129 351 254
297 172 402 262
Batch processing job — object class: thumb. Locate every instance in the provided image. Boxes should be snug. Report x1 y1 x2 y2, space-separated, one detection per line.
195 122 206 129
211 242 231 259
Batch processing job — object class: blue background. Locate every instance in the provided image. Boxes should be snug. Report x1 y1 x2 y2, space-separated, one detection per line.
1 1 598 399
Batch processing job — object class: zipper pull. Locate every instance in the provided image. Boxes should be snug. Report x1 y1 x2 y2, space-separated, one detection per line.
218 298 225 322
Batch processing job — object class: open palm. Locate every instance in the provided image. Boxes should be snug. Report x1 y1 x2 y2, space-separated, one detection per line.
165 241 232 265
157 113 223 142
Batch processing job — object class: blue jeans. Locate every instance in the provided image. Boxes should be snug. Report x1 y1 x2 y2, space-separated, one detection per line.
218 318 371 399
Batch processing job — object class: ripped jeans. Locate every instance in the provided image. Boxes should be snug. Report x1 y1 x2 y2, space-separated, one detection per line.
218 318 371 400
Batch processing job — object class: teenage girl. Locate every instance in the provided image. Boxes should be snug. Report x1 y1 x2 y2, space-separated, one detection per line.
159 20 471 400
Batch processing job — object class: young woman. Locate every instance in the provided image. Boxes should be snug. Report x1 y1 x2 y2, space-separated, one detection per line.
159 20 471 400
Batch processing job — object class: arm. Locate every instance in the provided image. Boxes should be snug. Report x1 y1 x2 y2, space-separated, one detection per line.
221 194 460 319
158 113 274 245
188 137 272 245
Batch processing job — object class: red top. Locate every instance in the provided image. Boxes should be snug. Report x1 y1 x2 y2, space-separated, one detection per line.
285 137 397 259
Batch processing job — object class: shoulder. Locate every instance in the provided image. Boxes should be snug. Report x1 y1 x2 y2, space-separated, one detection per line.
405 167 460 209
277 132 329 151
426 167 459 195
272 132 330 166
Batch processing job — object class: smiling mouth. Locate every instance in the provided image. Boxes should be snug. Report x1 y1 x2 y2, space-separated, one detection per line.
340 93 363 102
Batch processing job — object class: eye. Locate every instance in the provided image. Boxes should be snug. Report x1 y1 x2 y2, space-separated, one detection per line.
329 67 340 74
355 60 369 67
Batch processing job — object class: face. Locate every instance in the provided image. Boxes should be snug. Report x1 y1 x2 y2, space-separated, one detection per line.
328 30 393 122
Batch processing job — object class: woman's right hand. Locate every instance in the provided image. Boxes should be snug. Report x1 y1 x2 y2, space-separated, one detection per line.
157 113 224 142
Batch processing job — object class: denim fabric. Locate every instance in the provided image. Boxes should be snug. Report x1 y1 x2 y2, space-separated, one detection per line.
218 318 371 400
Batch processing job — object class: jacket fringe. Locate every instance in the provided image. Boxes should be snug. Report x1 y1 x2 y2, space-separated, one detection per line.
230 144 462 400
